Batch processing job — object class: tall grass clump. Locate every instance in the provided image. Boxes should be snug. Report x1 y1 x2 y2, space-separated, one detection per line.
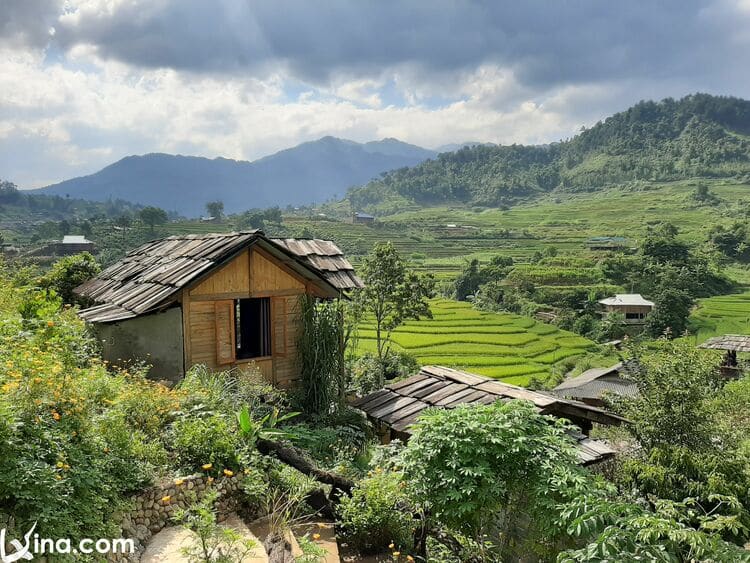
298 295 345 415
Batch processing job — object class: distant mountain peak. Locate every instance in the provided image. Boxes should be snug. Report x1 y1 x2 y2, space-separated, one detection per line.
33 136 438 217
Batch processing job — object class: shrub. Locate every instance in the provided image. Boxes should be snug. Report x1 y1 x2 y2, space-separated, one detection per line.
349 351 419 395
40 252 100 306
170 414 240 473
337 469 415 554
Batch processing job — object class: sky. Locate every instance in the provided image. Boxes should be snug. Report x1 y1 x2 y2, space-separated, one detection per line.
2 0 750 189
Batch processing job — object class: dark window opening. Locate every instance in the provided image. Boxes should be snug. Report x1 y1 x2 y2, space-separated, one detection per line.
235 297 271 359
625 312 645 320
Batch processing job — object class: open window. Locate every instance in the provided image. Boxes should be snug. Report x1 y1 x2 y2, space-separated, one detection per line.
235 297 271 359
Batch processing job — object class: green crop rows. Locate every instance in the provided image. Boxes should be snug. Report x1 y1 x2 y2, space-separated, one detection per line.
355 299 596 386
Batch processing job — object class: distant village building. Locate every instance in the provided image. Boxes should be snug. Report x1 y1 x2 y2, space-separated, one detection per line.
352 211 375 224
74 231 362 384
60 235 95 254
552 362 639 407
586 236 628 251
598 294 654 324
32 235 96 257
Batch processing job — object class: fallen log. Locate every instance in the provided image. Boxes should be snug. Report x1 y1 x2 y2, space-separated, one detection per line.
256 438 355 496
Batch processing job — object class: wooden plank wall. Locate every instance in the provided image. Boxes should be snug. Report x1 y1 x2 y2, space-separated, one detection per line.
182 248 307 387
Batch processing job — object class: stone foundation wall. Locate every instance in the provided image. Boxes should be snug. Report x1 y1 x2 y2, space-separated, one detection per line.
111 472 245 562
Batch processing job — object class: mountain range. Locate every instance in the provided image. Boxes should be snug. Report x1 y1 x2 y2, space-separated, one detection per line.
349 94 750 214
33 137 438 217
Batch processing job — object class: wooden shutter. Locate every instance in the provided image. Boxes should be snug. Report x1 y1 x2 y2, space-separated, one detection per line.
214 300 235 365
272 296 287 356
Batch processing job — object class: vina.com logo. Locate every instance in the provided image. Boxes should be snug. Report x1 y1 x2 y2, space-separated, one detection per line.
0 523 134 561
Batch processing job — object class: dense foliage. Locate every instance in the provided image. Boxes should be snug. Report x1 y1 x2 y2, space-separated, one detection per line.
349 94 750 213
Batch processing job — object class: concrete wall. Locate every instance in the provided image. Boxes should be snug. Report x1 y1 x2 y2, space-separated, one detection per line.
96 307 184 383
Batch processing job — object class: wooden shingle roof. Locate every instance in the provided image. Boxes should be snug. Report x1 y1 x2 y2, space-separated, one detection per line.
76 231 362 323
552 362 639 401
699 334 750 353
353 365 626 465
270 238 363 291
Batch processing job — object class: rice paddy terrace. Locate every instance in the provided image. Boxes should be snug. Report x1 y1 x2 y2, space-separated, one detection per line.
355 299 595 386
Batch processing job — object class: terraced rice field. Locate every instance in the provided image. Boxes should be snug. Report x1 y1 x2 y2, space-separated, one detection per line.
356 299 596 386
690 291 750 341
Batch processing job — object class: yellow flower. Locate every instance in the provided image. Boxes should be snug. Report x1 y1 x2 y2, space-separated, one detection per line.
174 479 185 486
393 552 401 558
54 474 62 480
47 320 54 327
223 469 234 477
52 411 61 421
161 496 171 504
202 463 213 470
389 543 395 549
56 461 64 468
316 523 326 529
407 556 414 562
207 477 214 484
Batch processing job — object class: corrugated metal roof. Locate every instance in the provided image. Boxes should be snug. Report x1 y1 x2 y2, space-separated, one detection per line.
699 334 750 352
599 294 654 307
62 235 94 244
352 365 624 465
76 231 362 323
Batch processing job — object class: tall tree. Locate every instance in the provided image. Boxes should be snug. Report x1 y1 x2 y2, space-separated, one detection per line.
139 206 168 233
354 242 434 385
205 200 224 221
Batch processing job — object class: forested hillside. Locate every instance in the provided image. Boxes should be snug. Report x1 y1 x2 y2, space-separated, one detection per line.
349 94 750 213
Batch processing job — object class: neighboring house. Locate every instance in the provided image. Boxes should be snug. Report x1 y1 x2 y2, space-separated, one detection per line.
353 365 627 465
586 236 628 251
552 362 639 407
352 211 375 224
74 231 363 385
598 293 654 324
699 334 750 378
30 235 96 257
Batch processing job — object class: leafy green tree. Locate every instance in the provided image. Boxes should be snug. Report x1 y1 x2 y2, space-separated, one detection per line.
205 201 224 221
611 340 750 545
353 242 434 385
454 259 483 301
401 401 583 559
645 287 693 337
642 223 690 264
139 206 168 233
41 253 101 306
617 340 720 450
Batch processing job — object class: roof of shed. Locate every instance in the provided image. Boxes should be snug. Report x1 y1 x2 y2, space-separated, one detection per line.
552 362 639 401
598 294 654 307
699 334 750 352
75 231 362 323
352 365 625 465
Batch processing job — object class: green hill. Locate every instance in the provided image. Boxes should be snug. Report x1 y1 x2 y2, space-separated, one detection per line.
348 94 750 213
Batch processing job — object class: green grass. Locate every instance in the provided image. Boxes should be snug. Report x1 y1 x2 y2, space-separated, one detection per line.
355 299 597 386
690 291 750 341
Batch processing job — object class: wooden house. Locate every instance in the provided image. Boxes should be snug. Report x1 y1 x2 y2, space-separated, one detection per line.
352 211 375 224
353 366 627 465
586 236 628 251
598 293 654 324
74 231 363 385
